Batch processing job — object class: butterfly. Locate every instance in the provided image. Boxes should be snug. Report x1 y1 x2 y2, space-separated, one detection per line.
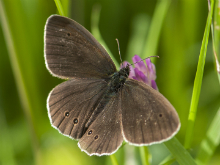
44 15 180 156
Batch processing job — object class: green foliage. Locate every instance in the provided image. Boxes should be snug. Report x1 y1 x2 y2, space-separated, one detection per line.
0 0 220 165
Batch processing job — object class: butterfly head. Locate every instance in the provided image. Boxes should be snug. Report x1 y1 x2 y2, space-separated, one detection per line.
119 64 130 78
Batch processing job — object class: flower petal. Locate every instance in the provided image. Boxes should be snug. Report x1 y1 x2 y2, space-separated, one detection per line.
151 80 158 90
146 58 156 80
134 68 148 84
120 55 158 91
132 55 148 75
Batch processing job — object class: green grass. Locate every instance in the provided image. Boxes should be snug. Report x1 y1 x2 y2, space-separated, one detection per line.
184 0 214 149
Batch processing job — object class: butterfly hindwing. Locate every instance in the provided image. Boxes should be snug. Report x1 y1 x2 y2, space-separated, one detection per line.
48 78 109 139
78 92 123 156
121 79 180 145
44 15 116 79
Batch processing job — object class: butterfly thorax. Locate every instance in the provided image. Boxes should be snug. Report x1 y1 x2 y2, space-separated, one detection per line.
108 65 130 93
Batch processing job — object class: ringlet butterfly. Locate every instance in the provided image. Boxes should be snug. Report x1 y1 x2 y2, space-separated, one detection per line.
44 15 180 156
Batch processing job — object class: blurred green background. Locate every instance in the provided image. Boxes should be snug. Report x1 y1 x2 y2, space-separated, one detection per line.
0 0 220 165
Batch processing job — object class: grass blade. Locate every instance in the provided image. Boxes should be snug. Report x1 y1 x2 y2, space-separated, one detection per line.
125 14 150 62
110 154 119 165
164 137 197 165
142 0 171 59
184 0 214 149
0 0 41 164
54 0 65 16
139 146 151 165
213 0 220 84
91 4 119 69
159 155 175 165
196 108 220 164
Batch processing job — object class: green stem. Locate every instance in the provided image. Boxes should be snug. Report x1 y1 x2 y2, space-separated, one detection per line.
91 4 119 69
196 108 220 164
142 0 171 59
159 155 175 165
110 154 119 165
184 0 214 149
212 0 220 83
54 0 65 16
0 0 41 164
139 146 150 165
164 137 196 165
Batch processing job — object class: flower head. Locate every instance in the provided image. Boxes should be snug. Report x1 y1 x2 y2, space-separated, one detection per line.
121 55 158 90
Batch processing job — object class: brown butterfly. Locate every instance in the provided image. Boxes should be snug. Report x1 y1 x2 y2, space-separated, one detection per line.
44 15 180 156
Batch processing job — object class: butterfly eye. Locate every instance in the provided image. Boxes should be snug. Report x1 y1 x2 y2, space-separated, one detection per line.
67 33 71 36
73 118 78 124
64 111 69 117
159 114 162 117
94 135 99 140
88 130 92 135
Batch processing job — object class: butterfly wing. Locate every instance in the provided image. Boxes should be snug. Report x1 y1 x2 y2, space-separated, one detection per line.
121 79 180 145
78 93 123 156
44 15 116 79
48 78 109 139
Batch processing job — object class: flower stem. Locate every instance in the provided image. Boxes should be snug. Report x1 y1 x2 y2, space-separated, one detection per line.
139 146 150 165
110 154 119 165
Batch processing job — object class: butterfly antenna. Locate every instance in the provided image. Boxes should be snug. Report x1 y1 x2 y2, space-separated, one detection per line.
116 38 123 63
130 56 160 66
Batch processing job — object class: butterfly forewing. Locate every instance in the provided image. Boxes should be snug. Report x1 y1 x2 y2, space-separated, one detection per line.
44 15 116 79
48 79 109 139
121 79 180 145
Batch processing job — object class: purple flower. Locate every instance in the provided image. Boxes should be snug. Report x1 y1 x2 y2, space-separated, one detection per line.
121 55 158 90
